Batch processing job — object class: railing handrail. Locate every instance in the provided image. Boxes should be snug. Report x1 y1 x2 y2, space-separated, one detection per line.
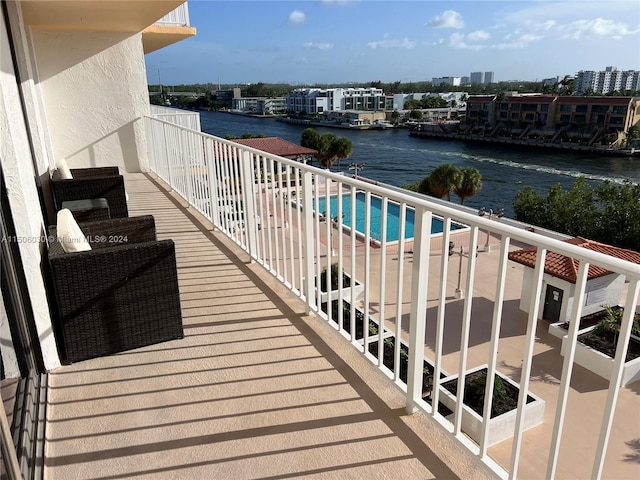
144 115 640 280
144 114 640 479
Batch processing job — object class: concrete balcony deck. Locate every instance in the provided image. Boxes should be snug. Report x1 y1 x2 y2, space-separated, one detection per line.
43 173 493 480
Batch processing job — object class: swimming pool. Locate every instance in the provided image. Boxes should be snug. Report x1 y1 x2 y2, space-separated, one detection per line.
315 191 465 242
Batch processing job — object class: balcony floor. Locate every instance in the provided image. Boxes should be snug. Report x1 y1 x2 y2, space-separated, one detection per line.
43 173 493 480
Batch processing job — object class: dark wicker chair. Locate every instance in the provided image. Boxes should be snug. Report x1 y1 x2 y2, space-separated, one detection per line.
47 215 183 363
50 167 128 218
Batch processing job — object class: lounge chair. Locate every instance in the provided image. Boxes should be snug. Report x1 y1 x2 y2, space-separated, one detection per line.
47 214 183 363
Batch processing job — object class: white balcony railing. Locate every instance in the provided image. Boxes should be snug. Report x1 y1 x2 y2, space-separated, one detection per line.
144 115 640 480
154 3 190 27
150 105 201 132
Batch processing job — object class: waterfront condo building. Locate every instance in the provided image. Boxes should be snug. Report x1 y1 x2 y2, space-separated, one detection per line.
466 94 640 143
285 87 386 114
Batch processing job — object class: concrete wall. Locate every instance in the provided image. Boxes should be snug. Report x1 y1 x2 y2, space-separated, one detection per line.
30 30 150 172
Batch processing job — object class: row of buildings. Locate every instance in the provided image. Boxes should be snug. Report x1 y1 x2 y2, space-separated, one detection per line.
575 66 640 95
231 87 466 116
433 71 495 86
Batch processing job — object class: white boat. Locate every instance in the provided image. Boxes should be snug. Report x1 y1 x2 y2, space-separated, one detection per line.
372 119 394 129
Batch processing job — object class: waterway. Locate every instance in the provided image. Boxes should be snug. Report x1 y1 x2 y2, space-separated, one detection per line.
199 111 640 217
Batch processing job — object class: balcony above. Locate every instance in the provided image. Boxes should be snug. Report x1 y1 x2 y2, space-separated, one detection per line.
20 0 186 34
142 3 196 54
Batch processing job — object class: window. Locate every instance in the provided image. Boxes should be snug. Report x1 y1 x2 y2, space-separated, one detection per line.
559 104 572 112
576 105 587 113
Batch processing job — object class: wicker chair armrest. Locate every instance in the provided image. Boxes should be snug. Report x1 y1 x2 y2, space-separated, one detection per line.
70 167 120 178
49 215 156 255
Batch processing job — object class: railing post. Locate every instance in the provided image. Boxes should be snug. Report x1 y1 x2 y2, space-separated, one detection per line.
240 150 258 261
406 206 431 413
204 138 219 227
301 170 315 313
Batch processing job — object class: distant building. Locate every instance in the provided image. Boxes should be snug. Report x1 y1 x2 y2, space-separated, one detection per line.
232 97 287 115
484 71 495 84
460 76 470 85
541 77 560 87
432 76 462 86
285 87 386 114
575 67 640 95
470 72 484 84
213 88 241 102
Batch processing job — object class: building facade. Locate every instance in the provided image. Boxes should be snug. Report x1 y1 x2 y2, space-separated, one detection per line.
432 76 462 86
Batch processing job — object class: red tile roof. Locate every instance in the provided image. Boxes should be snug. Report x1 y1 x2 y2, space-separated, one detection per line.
233 137 318 158
508 237 640 283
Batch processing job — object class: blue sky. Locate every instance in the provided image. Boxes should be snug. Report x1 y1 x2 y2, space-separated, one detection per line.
145 0 640 86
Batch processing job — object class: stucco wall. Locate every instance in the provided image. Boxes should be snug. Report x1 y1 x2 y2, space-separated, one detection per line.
0 18 60 371
30 30 150 172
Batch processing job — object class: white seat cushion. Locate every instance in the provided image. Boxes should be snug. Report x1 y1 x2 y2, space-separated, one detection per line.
55 158 73 180
56 209 91 253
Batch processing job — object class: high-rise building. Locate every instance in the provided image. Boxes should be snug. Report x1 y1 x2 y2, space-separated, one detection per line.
484 71 495 84
470 72 484 84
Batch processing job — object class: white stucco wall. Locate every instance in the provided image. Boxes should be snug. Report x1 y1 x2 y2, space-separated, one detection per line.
0 18 61 371
30 30 150 172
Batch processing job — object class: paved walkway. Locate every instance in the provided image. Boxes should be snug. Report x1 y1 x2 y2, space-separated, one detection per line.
44 173 494 480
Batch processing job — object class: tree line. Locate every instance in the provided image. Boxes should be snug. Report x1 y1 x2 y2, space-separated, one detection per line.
400 163 639 252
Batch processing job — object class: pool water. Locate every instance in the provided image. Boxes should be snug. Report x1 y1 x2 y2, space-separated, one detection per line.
315 191 464 242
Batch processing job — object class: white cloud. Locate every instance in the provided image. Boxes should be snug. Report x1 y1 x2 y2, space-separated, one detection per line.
368 37 416 49
426 10 464 29
288 10 305 24
519 34 543 42
560 18 639 39
447 33 484 50
466 30 490 42
491 32 542 49
536 20 557 31
304 41 334 50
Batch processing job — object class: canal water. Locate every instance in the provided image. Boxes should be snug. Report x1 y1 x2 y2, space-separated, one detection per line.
199 111 640 217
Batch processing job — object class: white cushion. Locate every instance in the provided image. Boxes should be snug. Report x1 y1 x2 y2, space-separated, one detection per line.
55 158 73 180
56 209 91 253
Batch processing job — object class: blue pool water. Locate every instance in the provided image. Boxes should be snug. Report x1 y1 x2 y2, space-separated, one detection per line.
315 192 465 242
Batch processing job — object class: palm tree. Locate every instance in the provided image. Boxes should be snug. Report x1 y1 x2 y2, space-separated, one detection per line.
454 167 483 204
422 163 462 201
332 137 353 172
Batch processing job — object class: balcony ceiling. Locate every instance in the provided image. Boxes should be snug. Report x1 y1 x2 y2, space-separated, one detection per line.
142 24 196 54
20 1 185 32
